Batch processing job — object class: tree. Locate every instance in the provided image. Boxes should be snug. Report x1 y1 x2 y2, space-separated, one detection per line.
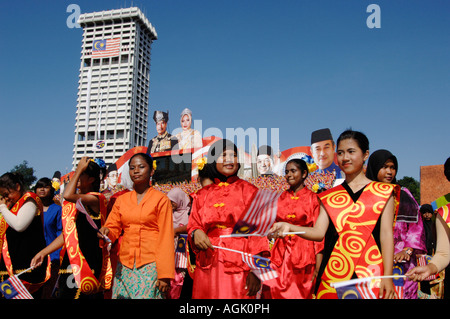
397 176 420 203
9 160 37 191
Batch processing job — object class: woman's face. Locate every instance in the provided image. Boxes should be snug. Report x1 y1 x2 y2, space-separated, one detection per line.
285 162 307 189
129 156 153 185
77 172 94 193
0 184 22 209
377 159 397 183
216 149 239 177
337 138 369 176
181 114 192 131
36 185 52 200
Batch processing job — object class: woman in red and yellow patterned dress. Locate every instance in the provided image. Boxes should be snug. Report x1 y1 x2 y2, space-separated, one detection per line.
270 129 400 299
0 172 49 298
31 157 110 299
262 158 323 299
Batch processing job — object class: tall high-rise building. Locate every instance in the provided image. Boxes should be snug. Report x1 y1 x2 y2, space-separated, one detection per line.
72 7 157 169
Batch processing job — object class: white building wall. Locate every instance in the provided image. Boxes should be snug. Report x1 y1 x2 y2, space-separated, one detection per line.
72 7 157 169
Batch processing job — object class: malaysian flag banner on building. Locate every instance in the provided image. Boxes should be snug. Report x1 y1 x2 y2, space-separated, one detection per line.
92 38 121 58
0 275 33 299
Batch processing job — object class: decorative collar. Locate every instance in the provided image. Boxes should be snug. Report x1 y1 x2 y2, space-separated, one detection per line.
213 175 240 185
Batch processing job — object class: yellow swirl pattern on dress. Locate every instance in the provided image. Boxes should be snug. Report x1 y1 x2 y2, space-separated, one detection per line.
321 189 351 209
80 276 99 294
316 182 397 299
367 182 392 199
62 201 103 294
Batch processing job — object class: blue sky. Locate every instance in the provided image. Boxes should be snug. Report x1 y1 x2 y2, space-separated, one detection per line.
0 0 448 181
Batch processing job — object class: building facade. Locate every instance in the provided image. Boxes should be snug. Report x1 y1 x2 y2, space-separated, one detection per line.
72 7 157 169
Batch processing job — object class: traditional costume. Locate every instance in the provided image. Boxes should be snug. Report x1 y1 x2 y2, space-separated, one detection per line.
315 181 400 299
58 192 111 299
104 187 175 299
0 192 50 295
263 187 324 299
366 149 426 299
167 188 190 299
187 139 270 299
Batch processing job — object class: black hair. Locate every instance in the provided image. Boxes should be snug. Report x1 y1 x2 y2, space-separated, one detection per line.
129 153 154 168
419 204 434 215
198 162 215 182
0 172 25 192
286 158 309 178
34 177 55 197
336 129 370 153
444 157 450 182
84 160 106 192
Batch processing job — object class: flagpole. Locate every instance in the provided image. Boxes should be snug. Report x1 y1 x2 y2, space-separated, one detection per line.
212 245 271 262
220 231 305 238
16 267 34 277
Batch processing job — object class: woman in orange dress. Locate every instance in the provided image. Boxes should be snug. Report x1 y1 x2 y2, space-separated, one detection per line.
99 153 174 299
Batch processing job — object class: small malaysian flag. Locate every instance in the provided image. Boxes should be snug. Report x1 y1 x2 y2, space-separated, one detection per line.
393 263 405 299
0 275 33 299
334 280 377 299
241 252 278 282
92 38 121 58
231 189 280 236
174 234 188 269
417 255 439 280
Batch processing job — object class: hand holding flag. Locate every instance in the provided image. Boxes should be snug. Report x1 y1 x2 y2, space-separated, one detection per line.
0 267 34 299
330 274 407 299
212 245 278 282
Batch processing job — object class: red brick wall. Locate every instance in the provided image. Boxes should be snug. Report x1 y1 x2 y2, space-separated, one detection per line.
420 165 450 205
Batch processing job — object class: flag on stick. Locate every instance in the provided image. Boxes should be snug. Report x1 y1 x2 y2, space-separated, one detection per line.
175 234 188 269
222 189 280 238
331 274 407 299
0 267 34 299
212 245 278 281
241 252 278 281
417 255 439 281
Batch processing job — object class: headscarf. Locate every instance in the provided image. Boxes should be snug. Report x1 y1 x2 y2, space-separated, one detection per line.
366 149 419 223
207 139 240 182
366 149 398 183
167 188 190 227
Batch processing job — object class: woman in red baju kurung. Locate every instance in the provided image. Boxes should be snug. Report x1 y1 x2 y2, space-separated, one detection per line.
263 159 323 299
187 139 270 299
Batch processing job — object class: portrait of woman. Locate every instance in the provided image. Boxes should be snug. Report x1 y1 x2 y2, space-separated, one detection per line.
175 108 202 150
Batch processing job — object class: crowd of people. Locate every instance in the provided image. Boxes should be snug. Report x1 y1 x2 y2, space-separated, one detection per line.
0 128 449 300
